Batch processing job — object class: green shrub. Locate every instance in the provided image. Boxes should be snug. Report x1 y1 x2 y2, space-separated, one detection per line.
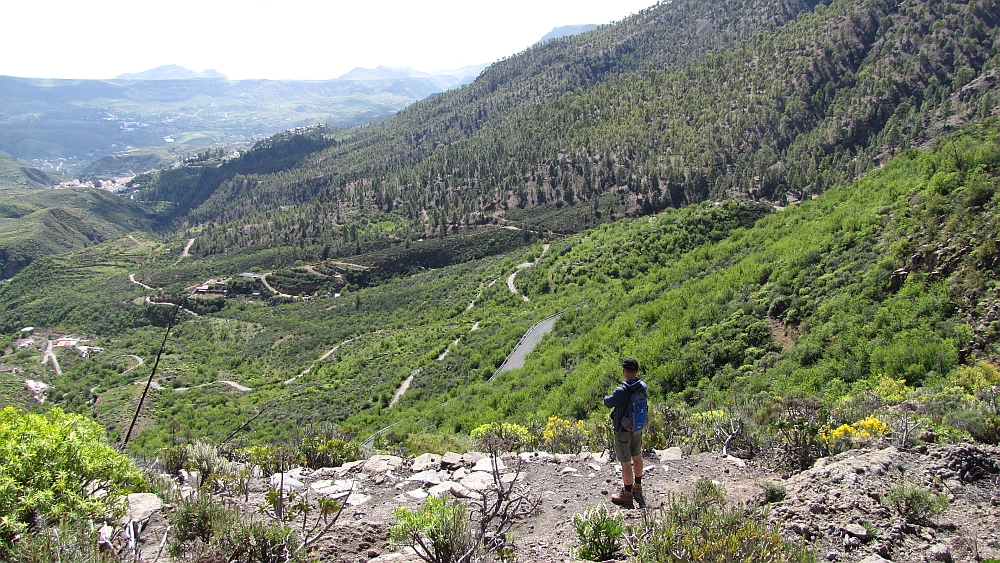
170 494 234 553
943 409 1000 445
693 477 726 505
0 407 145 550
170 494 300 563
217 519 299 563
161 444 189 476
573 504 624 561
405 432 471 456
295 425 362 469
391 496 476 563
236 445 282 475
9 518 120 563
297 437 360 469
632 494 814 562
757 482 787 504
885 481 948 524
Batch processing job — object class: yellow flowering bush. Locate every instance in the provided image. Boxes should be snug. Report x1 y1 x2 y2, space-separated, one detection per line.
470 422 533 449
951 361 1000 395
543 416 589 453
821 415 892 453
873 375 913 405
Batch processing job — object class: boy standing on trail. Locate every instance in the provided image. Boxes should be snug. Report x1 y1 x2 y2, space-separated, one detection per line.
604 358 647 506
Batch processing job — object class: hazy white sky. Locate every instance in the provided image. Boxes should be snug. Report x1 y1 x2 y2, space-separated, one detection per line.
3 0 656 80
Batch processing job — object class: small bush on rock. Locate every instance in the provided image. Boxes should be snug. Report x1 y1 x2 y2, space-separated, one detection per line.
542 416 589 453
632 493 815 562
170 494 234 554
295 425 361 468
216 519 299 563
470 422 533 450
885 481 949 524
188 440 233 487
391 496 476 563
757 481 788 504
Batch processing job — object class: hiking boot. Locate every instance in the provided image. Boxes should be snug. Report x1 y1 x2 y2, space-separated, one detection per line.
611 488 634 506
632 483 643 497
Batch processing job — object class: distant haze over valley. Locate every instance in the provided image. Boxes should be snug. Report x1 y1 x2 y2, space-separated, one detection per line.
115 65 229 80
0 64 489 179
0 23 602 179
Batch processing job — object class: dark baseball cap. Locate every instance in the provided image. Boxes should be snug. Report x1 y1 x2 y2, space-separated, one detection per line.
621 358 639 371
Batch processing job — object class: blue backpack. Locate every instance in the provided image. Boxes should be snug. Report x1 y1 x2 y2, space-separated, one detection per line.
620 383 648 432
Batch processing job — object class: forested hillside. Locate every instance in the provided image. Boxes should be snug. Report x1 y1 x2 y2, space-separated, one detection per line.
2 0 1000 459
2 122 998 455
132 0 1000 263
0 152 152 277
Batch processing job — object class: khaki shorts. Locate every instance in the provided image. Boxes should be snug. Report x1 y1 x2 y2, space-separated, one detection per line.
613 430 642 462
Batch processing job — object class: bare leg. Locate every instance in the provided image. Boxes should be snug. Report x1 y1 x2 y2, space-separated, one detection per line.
620 461 633 486
632 455 643 481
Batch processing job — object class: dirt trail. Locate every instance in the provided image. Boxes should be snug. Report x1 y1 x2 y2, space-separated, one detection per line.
285 338 355 384
144 297 200 317
175 237 195 264
388 369 420 409
436 338 461 361
303 264 329 277
506 244 550 302
128 273 154 291
39 340 62 376
260 273 292 298
121 355 144 375
116 442 1000 563
218 380 252 392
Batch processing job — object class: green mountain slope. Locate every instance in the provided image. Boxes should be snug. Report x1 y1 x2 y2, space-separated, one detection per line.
0 186 152 278
134 0 1000 265
0 153 56 190
2 121 997 453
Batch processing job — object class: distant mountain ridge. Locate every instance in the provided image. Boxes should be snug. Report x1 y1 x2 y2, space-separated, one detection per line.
130 0 1000 255
537 24 599 43
336 64 489 93
116 65 228 80
0 63 490 175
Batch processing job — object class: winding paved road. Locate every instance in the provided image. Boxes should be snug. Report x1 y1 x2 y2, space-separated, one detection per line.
489 313 563 381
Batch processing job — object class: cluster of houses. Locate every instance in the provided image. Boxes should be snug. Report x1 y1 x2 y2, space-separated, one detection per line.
13 328 103 358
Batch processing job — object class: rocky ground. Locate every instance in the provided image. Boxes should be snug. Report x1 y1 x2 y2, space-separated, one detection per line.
122 444 1000 563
